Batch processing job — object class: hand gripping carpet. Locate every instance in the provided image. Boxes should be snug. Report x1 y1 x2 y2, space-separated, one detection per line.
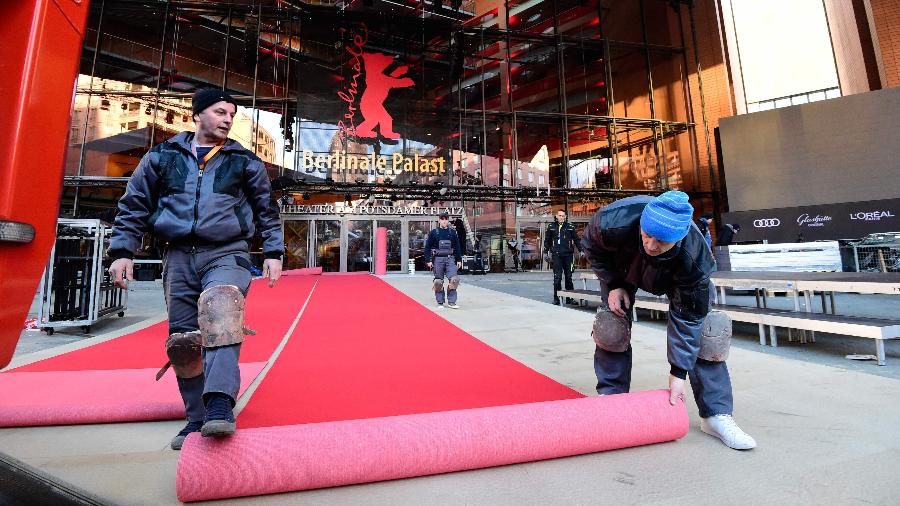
177 274 688 502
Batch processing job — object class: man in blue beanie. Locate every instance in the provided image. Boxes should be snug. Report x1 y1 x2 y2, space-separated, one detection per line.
581 191 756 450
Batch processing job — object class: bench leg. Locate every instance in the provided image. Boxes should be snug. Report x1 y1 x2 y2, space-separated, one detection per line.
632 305 638 322
719 286 727 304
876 340 886 366
830 292 836 314
758 323 766 345
769 325 778 347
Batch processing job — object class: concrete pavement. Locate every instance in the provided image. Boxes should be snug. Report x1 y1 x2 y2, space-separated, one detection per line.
2 273 899 505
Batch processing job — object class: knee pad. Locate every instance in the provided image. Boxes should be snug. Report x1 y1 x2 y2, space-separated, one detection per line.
198 285 246 348
698 310 732 362
433 278 444 292
592 306 632 352
165 331 202 378
448 276 460 290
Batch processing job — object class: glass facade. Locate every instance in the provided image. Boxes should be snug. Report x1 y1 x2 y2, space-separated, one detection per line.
63 0 706 272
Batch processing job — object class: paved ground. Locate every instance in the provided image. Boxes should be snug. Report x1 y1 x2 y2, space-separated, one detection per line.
2 272 900 505
464 271 900 380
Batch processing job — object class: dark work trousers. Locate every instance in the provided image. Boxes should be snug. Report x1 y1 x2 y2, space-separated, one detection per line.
592 280 734 418
552 253 575 302
433 255 459 304
164 240 253 422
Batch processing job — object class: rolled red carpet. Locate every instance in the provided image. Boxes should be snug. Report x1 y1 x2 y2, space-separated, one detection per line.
0 363 265 427
177 390 688 502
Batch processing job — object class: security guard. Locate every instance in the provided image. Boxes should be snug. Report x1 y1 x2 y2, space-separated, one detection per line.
543 209 582 305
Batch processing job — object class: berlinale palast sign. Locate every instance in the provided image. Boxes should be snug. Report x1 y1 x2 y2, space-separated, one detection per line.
282 204 463 216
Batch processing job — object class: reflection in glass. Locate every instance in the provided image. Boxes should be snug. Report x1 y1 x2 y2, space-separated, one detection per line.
347 220 373 272
408 221 434 271
315 220 341 272
284 220 309 270
573 222 590 270
379 221 402 272
520 225 543 270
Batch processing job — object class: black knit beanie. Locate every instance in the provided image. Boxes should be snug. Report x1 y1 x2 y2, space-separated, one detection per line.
191 88 236 116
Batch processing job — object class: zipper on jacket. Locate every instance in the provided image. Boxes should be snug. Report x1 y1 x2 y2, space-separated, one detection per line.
190 166 202 243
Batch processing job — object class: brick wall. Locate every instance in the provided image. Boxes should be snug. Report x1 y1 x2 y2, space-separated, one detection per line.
869 0 900 87
681 0 734 194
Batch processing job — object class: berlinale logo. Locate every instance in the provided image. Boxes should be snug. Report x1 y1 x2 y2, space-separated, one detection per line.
337 23 414 145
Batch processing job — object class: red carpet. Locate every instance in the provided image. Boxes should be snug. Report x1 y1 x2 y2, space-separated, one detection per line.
176 275 688 501
0 276 316 426
12 275 315 372
0 363 265 427
178 391 687 502
237 274 582 428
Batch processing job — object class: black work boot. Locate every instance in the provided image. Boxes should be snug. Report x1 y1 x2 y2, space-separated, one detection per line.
171 420 204 450
201 393 236 437
553 296 561 305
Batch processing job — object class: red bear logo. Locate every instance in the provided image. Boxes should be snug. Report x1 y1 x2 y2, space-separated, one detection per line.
355 52 414 142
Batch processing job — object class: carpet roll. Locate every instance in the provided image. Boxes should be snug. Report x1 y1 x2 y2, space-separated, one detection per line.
177 390 687 502
0 363 264 427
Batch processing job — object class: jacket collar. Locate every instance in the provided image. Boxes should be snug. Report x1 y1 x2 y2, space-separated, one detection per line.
167 131 247 155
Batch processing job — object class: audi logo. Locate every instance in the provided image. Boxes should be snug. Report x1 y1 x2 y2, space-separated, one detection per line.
753 218 781 228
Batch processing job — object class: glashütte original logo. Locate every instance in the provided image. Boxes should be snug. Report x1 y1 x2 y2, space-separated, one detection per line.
753 218 781 228
849 210 895 221
796 214 832 227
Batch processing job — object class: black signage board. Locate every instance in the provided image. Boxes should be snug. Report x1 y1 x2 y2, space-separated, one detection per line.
722 198 900 243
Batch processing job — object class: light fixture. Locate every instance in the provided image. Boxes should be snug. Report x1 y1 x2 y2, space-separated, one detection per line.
0 220 35 244
438 187 448 196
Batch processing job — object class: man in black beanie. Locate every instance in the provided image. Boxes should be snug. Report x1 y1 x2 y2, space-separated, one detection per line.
107 88 284 450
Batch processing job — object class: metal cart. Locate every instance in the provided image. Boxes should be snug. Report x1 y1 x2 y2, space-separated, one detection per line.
38 219 127 335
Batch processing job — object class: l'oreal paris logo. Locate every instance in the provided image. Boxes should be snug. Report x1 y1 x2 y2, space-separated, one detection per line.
753 218 780 228
849 211 895 221
797 214 832 227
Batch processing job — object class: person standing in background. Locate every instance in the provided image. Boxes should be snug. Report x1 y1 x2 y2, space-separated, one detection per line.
544 209 582 305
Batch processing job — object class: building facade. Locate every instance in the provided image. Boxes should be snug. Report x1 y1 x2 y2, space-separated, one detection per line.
62 0 897 272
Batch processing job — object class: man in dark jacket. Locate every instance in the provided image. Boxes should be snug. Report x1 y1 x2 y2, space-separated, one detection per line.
716 223 740 246
106 89 284 450
544 209 582 305
425 211 463 309
581 191 755 450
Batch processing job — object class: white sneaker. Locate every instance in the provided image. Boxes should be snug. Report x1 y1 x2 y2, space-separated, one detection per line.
435 304 445 310
700 414 757 450
447 303 460 309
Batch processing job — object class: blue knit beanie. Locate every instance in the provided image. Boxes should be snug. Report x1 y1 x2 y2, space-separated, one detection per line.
640 190 695 243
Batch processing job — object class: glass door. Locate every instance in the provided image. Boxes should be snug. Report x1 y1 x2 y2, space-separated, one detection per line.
315 219 341 272
347 220 373 272
408 220 434 271
520 224 543 271
283 220 309 270
377 220 403 272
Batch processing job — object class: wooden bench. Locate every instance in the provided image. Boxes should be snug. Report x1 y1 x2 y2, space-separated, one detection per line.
557 279 900 366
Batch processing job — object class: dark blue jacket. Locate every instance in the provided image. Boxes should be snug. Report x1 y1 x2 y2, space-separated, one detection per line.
108 132 284 259
581 195 715 379
424 227 462 262
544 220 581 256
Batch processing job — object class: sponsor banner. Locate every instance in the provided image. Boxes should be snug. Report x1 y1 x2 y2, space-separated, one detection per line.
722 198 900 243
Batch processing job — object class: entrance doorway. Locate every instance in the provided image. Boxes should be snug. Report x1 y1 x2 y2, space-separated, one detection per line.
283 215 444 273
